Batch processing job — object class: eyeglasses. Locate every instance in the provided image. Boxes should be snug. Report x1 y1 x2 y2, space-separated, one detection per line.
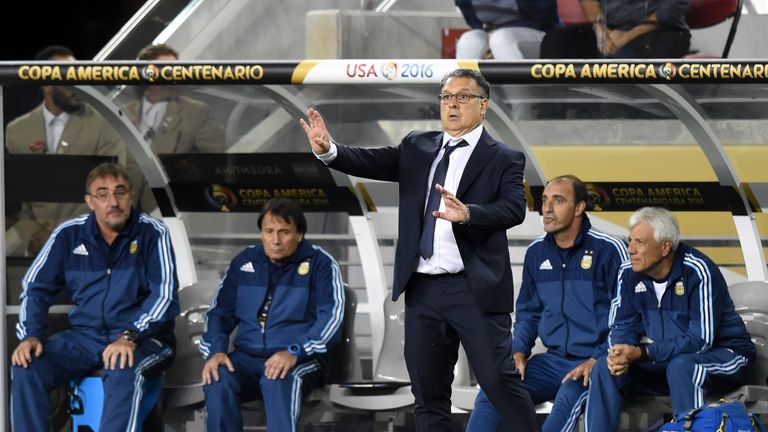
88 188 131 203
438 93 486 104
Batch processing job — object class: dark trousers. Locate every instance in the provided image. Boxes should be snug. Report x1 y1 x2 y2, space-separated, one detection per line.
540 24 691 59
203 351 325 432
404 273 539 431
585 348 752 432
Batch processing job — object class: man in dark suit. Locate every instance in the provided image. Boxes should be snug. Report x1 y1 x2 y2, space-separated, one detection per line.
300 68 538 431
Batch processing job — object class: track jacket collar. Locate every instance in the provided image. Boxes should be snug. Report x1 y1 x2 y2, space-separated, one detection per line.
85 208 139 245
256 239 315 268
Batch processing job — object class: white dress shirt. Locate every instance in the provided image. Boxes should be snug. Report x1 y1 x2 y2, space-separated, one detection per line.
139 96 168 141
416 125 481 274
315 125 484 275
42 105 70 154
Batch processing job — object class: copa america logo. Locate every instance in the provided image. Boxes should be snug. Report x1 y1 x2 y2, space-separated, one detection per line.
659 63 676 80
381 62 398 80
141 64 160 82
586 183 611 211
205 184 238 212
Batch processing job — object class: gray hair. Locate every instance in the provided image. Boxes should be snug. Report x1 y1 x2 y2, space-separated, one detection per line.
440 68 490 99
628 207 680 251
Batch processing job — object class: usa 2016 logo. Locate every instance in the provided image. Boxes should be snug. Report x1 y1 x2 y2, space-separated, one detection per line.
345 62 434 80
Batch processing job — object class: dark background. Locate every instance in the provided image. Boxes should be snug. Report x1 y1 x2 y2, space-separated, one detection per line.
0 1 144 61
1 1 144 125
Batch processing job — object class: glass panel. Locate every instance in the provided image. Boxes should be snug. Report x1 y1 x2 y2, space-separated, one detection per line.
501 83 750 279
691 82 768 273
5 80 766 417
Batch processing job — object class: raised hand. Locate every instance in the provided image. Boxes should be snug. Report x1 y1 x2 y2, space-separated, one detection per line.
299 108 332 155
432 184 470 224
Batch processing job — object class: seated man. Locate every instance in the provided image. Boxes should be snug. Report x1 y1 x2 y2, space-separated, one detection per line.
200 197 345 431
455 0 559 59
467 175 628 432
540 0 690 58
585 207 755 431
11 163 179 432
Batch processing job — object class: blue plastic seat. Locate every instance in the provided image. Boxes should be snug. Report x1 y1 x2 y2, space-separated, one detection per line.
69 373 163 431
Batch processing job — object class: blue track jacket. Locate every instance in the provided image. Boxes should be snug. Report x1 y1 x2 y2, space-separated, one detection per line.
513 216 628 359
609 243 755 363
200 240 344 360
17 210 179 347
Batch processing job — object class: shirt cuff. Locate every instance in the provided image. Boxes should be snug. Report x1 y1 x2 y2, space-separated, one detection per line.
314 142 338 164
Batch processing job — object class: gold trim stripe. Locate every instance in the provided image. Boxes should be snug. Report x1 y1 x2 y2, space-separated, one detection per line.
457 60 480 71
291 61 319 84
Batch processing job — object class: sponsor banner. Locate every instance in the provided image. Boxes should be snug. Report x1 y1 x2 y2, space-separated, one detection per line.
0 60 473 85
160 153 336 185
159 153 363 215
3 61 296 85
170 183 362 215
484 61 768 83
528 182 745 212
3 60 768 85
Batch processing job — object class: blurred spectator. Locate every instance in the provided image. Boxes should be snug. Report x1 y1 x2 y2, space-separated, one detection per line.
124 43 225 154
540 0 690 58
5 45 131 256
455 0 560 59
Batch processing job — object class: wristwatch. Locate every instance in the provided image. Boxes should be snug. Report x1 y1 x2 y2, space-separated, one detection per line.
639 345 650 361
122 330 140 343
287 344 301 356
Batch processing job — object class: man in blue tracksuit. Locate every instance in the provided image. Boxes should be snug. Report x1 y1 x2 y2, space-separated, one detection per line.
585 207 755 431
468 175 628 432
201 197 345 432
11 163 179 432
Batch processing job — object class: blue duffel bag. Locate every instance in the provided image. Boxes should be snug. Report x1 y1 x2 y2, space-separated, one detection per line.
659 399 766 432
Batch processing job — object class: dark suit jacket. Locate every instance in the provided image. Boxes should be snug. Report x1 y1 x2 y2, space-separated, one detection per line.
329 129 526 313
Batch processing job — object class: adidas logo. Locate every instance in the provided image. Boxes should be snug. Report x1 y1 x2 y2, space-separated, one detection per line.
539 259 553 270
635 282 647 293
73 244 89 256
240 262 255 273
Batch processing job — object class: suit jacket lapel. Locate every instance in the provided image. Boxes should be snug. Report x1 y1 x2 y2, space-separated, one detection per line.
457 130 497 198
159 99 182 135
125 100 140 126
58 112 86 154
29 108 47 151
153 99 182 153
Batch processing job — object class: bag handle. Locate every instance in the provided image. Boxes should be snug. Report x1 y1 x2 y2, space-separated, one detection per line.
683 407 703 430
753 414 768 432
